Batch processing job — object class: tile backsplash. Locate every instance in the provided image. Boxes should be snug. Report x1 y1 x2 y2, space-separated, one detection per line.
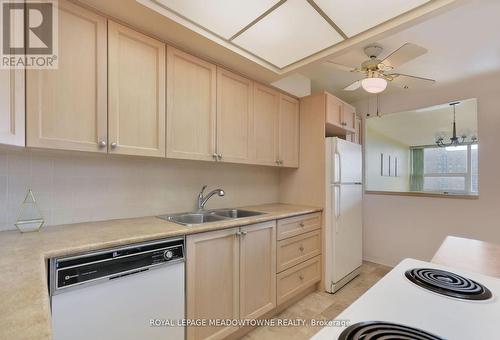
0 146 280 232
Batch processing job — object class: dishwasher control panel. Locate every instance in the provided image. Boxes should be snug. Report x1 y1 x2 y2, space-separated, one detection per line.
50 238 184 293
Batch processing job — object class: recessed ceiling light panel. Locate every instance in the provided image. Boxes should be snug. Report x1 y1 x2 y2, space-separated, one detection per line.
314 0 430 37
233 0 344 68
155 0 280 39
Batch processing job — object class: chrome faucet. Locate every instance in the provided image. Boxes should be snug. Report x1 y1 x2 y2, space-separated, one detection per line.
197 185 225 210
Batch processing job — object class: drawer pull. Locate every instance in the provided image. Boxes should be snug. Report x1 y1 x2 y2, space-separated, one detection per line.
299 245 304 252
299 274 304 281
299 222 305 227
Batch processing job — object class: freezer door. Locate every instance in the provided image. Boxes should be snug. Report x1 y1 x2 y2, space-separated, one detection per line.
331 184 362 283
334 138 362 184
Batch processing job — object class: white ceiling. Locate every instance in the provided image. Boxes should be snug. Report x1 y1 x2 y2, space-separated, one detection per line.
303 0 500 102
140 0 434 69
367 98 478 146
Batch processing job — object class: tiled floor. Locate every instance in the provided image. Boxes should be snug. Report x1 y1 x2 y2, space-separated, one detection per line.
242 261 391 340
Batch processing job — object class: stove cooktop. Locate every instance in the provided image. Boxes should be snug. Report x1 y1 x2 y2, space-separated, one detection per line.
311 258 500 340
405 267 492 301
338 321 445 340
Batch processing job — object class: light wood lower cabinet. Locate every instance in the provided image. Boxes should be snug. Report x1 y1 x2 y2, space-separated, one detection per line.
166 47 217 161
186 221 276 340
27 0 107 152
0 68 24 146
277 212 321 241
240 221 276 320
277 229 321 272
108 21 166 157
186 228 240 340
277 256 321 305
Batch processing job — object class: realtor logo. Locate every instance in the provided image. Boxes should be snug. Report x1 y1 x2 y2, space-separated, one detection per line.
1 0 58 69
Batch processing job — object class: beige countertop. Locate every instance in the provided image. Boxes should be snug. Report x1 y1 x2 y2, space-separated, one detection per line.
432 235 500 278
0 203 321 340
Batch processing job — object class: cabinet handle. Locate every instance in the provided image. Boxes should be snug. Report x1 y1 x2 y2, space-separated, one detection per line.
276 160 280 165
299 245 304 252
218 154 222 160
110 142 117 149
235 231 241 237
299 274 304 281
241 231 247 236
212 153 218 160
98 140 107 148
299 222 305 227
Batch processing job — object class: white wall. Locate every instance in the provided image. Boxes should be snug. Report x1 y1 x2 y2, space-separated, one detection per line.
355 71 500 266
365 127 410 192
0 147 279 232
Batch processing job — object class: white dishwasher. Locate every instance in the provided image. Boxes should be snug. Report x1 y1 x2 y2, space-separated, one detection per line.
49 237 185 340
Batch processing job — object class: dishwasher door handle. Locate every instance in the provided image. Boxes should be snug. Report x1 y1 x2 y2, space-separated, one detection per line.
110 268 149 280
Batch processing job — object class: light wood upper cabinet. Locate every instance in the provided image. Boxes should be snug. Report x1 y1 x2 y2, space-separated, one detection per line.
166 47 217 161
240 221 276 320
108 21 166 157
278 94 300 168
216 68 253 163
27 0 107 152
252 84 279 166
326 93 343 127
343 103 356 133
325 92 356 135
186 228 240 340
0 69 24 146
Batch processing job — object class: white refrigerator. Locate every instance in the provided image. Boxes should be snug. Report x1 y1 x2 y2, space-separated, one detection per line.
324 137 363 293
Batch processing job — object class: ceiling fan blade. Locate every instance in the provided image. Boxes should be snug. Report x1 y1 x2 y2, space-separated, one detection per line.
389 73 435 89
325 61 358 72
381 43 427 69
343 80 361 91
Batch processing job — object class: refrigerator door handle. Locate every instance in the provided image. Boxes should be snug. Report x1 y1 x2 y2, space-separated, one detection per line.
334 184 341 233
334 152 342 183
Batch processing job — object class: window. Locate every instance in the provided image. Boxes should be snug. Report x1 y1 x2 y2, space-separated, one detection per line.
415 144 478 194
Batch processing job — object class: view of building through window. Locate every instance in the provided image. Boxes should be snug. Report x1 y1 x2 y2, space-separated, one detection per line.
421 145 478 194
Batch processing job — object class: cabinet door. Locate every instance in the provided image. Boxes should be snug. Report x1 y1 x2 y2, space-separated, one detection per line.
216 68 253 164
278 94 299 168
325 93 343 128
354 116 362 144
186 228 240 340
0 69 24 146
108 22 166 157
240 221 276 320
343 103 356 133
252 84 279 166
26 0 107 152
166 47 216 161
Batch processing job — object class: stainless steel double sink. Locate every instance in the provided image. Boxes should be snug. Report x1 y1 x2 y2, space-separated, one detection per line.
157 208 265 226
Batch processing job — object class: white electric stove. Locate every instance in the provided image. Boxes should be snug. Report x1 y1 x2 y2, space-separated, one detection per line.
312 258 500 340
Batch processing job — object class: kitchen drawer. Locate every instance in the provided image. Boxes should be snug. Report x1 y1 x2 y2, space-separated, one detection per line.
277 212 321 240
277 256 321 305
277 230 321 272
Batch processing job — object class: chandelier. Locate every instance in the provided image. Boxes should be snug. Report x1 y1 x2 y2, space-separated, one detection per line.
435 102 477 147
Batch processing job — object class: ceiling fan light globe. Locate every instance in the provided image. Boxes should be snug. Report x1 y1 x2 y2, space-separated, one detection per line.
361 77 387 94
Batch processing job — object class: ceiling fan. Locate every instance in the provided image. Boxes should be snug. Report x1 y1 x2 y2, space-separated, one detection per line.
327 43 435 94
